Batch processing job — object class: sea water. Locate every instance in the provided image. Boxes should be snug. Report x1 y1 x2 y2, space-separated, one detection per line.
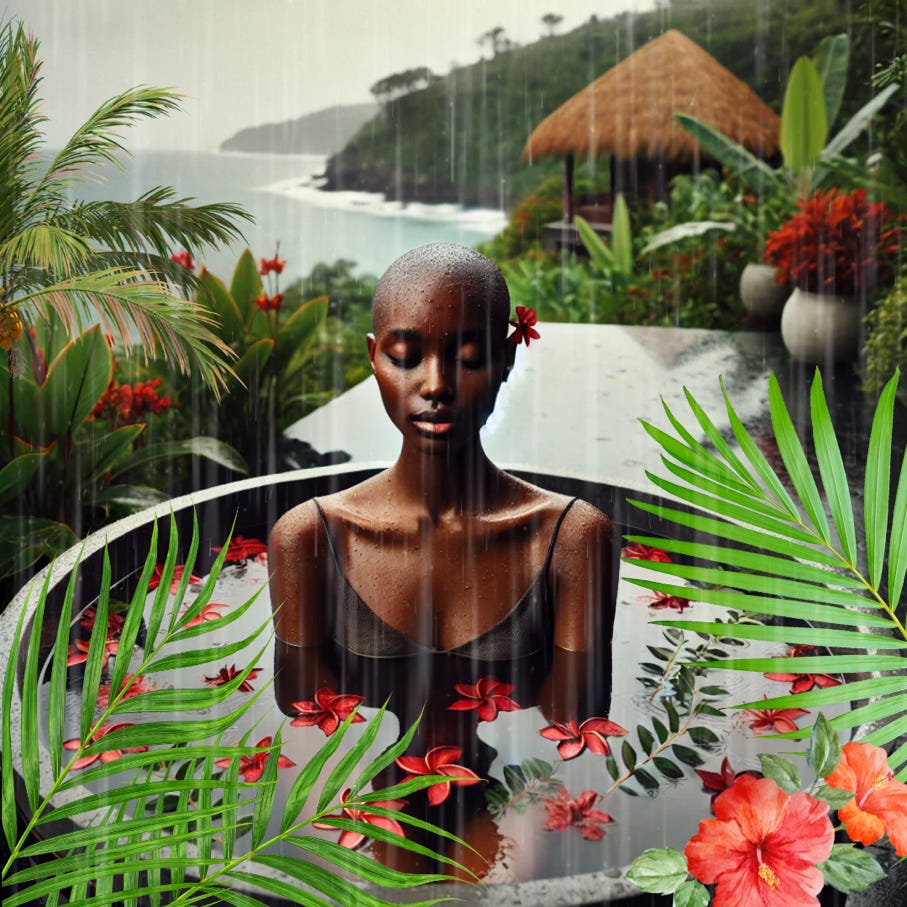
66 149 507 282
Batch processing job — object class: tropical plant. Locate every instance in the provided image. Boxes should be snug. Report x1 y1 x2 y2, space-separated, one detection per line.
1 517 474 906
863 265 907 399
0 19 249 395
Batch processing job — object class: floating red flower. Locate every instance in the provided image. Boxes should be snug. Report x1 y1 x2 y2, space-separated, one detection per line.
66 636 119 666
96 674 155 709
254 293 283 312
215 735 295 783
313 788 407 850
621 542 672 563
204 664 262 693
211 535 268 563
170 249 194 270
539 716 628 761
290 687 366 736
395 746 480 806
764 644 840 693
179 602 226 628
507 305 540 347
741 697 809 735
448 677 521 722
63 723 149 769
646 591 691 613
543 788 613 840
78 607 126 636
148 563 202 593
259 253 286 275
824 741 907 857
686 775 833 906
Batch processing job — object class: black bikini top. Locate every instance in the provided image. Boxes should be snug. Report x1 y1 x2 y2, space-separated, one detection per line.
313 498 578 661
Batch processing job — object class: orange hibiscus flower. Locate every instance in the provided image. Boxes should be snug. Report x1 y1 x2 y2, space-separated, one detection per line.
685 774 833 907
824 741 907 857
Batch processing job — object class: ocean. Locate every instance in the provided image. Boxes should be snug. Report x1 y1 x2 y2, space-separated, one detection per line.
68 149 507 284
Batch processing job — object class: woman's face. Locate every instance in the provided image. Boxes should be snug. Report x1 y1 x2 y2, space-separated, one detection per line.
367 275 509 456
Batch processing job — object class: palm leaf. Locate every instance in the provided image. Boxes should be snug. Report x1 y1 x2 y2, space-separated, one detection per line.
633 370 907 772
2 517 472 905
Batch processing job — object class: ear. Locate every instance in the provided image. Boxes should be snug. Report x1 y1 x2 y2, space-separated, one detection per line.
366 333 376 371
502 339 516 382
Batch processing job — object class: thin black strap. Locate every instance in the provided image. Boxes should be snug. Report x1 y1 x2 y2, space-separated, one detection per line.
542 497 578 574
312 499 345 576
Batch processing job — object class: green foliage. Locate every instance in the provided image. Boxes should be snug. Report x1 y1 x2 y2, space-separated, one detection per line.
628 369 907 779
1 517 473 905
0 18 249 396
863 266 907 399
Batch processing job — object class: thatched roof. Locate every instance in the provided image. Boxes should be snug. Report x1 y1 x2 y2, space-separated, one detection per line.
523 29 779 163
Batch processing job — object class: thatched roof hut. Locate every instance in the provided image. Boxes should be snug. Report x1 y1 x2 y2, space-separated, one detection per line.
524 29 779 230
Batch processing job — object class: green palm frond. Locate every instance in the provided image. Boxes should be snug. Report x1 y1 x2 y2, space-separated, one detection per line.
2 516 473 906
629 369 907 775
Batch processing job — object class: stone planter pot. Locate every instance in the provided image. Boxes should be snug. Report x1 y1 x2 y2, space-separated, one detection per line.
739 263 787 323
780 287 860 364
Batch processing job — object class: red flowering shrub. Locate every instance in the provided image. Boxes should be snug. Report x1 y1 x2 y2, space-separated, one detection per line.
765 188 902 297
90 377 174 430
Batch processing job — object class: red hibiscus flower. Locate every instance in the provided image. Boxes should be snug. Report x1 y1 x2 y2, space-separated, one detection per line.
764 644 840 693
254 293 283 312
204 664 262 693
170 249 194 270
543 788 613 841
96 674 155 709
66 636 119 666
539 716 628 760
621 542 672 563
824 741 907 857
178 602 226 628
448 677 521 722
696 757 764 814
646 591 691 613
395 746 480 806
211 535 268 563
741 697 809 735
63 723 149 769
259 254 286 275
148 563 202 593
290 687 365 736
78 607 126 636
507 305 540 347
313 788 406 850
685 775 834 907
215 735 295 783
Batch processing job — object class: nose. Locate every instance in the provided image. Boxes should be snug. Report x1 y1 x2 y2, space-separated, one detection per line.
419 355 454 402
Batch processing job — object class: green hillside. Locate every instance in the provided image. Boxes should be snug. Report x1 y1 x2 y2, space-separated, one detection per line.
322 0 900 208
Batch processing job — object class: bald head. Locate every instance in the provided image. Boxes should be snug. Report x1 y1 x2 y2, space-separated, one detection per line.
373 243 511 337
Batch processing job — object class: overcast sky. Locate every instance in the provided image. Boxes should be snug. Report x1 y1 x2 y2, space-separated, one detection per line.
4 0 657 151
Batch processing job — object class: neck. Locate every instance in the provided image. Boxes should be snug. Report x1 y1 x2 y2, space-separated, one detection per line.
389 440 502 522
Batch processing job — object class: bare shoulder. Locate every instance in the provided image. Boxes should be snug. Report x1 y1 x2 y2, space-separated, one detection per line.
559 499 614 544
268 498 323 558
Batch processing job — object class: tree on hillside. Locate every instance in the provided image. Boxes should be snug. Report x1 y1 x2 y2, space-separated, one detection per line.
478 26 508 58
541 13 563 37
370 66 437 106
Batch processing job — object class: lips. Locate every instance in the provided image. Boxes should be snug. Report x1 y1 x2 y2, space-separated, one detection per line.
410 410 455 438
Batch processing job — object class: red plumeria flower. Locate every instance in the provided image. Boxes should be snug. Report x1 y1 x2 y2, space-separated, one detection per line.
539 716 628 761
395 746 480 806
646 591 691 613
290 687 365 736
170 249 194 270
825 741 907 856
764 644 840 693
696 757 763 814
204 664 262 693
63 723 149 769
259 254 286 275
78 607 126 637
507 305 540 347
621 542 672 563
254 293 283 312
211 535 268 563
66 636 119 667
96 674 155 709
179 602 226 628
448 677 521 722
148 563 202 593
741 696 809 735
215 736 295 783
685 775 833 906
313 788 406 850
543 788 613 840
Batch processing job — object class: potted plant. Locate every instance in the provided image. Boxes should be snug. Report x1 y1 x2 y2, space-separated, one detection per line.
765 187 902 363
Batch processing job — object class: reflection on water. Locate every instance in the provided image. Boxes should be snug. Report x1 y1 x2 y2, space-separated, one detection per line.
46 528 826 891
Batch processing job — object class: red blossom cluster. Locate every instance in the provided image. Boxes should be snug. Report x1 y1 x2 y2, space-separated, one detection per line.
254 292 283 312
765 188 902 296
90 378 174 429
170 249 195 270
259 253 286 275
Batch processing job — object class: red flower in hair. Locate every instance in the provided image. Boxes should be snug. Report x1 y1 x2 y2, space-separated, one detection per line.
507 305 540 347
